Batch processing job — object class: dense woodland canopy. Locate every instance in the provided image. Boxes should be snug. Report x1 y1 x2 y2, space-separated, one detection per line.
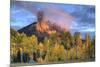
10 28 95 64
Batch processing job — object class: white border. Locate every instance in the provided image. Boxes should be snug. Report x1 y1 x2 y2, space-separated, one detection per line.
15 0 95 5
0 0 10 67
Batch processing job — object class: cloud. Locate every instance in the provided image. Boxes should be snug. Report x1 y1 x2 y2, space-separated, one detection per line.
11 1 73 30
42 4 73 30
71 5 95 26
11 1 95 33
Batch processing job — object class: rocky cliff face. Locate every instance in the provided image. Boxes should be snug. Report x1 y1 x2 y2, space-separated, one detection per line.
18 20 67 41
18 11 67 41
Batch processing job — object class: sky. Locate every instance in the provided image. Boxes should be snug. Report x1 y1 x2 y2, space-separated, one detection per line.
10 1 95 34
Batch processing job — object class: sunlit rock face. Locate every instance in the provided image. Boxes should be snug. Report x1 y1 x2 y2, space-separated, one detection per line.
36 20 67 35
18 11 68 41
18 20 67 41
36 21 50 33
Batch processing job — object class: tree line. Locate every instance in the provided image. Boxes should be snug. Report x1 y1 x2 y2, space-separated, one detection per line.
10 28 95 64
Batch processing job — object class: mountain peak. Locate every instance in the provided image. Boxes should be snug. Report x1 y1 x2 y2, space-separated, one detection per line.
18 11 67 41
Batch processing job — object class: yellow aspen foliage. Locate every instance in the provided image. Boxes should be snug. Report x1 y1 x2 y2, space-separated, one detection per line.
37 42 44 51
